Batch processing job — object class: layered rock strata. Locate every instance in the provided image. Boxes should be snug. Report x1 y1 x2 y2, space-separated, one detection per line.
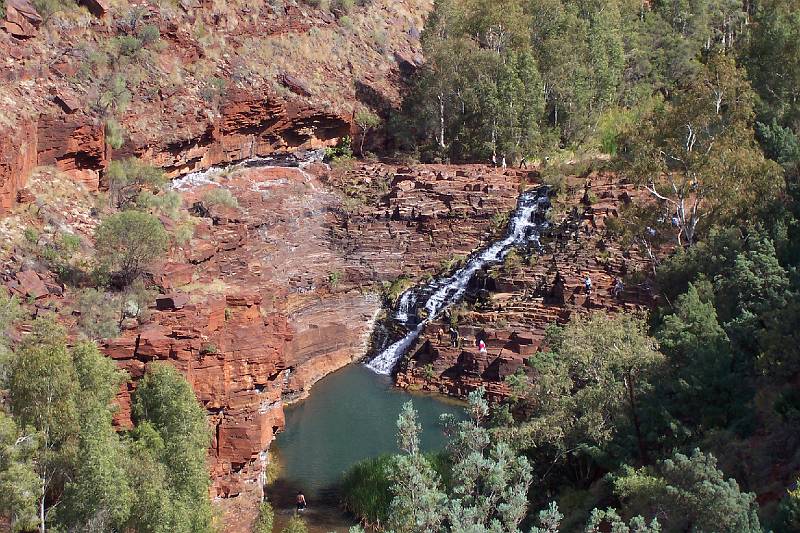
391 172 655 400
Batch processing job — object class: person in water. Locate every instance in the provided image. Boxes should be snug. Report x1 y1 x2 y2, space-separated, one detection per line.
296 491 307 512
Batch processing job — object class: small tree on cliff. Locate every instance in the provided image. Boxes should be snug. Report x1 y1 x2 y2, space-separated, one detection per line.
355 108 381 156
107 158 165 209
132 363 213 532
94 210 168 286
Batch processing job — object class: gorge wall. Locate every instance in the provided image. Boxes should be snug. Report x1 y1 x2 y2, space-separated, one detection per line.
0 1 659 531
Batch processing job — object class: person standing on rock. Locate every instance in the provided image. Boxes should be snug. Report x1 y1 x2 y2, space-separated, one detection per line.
584 275 592 296
296 491 307 512
478 339 487 353
612 278 625 299
450 327 459 348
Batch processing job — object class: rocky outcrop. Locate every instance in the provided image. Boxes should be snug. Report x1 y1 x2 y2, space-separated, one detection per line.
0 117 37 211
2 0 41 38
105 292 289 499
37 113 106 190
128 92 350 177
392 172 655 400
327 163 532 283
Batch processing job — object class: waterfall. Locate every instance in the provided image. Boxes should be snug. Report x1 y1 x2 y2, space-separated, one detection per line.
365 187 550 375
394 290 417 322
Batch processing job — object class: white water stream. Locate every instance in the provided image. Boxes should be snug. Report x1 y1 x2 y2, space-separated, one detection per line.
366 187 550 375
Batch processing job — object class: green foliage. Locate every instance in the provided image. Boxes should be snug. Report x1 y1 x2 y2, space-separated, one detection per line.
756 119 800 166
105 118 126 150
108 158 166 209
355 108 381 156
387 402 447 532
138 24 161 47
1 328 136 533
328 270 343 288
280 515 308 533
438 254 466 275
655 283 741 436
340 455 395 525
0 411 40 533
517 312 663 476
748 2 800 129
132 363 213 532
584 507 660 533
32 0 75 23
23 227 38 244
622 54 784 246
200 76 227 104
502 248 523 273
202 187 239 209
59 342 132 530
253 501 274 533
95 210 169 285
777 480 800 533
75 288 121 340
382 275 415 305
0 287 21 378
325 136 354 163
613 449 761 532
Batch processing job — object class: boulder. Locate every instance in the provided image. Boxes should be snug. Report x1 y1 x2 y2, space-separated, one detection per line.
78 0 109 17
155 293 190 311
2 0 42 38
278 72 312 97
15 270 48 299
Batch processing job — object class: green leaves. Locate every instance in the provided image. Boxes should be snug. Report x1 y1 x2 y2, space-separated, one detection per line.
94 210 168 286
132 363 213 532
613 449 761 532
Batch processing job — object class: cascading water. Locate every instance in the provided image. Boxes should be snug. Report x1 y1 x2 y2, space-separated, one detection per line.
365 186 551 375
394 290 418 322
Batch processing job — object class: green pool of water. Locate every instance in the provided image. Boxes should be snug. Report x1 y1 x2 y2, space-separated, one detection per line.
267 364 465 531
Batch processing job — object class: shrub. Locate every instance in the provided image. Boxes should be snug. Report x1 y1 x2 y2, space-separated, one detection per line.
605 216 625 238
340 455 395 526
138 24 160 47
325 136 353 162
105 118 126 150
503 249 523 273
383 275 414 304
95 211 168 286
108 158 165 208
202 188 239 209
200 77 227 104
328 270 342 288
115 35 144 57
253 501 274 533
331 0 354 14
280 515 308 533
199 343 217 355
75 288 121 340
23 227 39 244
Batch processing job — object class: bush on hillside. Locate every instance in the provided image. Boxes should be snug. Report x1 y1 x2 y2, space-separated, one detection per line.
94 210 168 286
